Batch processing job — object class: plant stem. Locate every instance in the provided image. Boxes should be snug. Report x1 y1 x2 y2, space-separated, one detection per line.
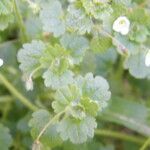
140 137 150 150
0 73 38 111
13 0 28 43
36 110 66 142
95 129 145 145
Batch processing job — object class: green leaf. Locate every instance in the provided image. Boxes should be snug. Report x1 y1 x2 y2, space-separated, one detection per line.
52 73 111 116
90 36 112 53
0 0 14 30
81 97 99 117
57 116 97 144
40 44 69 73
75 73 111 110
100 97 150 136
43 69 74 89
17 40 45 76
39 0 65 37
51 73 110 144
124 48 150 79
0 124 12 150
29 109 63 148
66 5 93 34
60 33 89 64
52 85 82 114
40 43 74 85
81 0 113 20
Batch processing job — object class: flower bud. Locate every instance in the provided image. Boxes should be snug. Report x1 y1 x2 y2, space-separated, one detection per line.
25 77 33 91
0 58 3 67
145 50 150 67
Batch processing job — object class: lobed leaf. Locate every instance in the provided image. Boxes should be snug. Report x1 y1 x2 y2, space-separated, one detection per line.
57 116 97 144
39 0 65 37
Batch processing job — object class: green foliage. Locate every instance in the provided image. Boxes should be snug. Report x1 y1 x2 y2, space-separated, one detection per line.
57 116 97 144
0 0 150 149
17 40 45 76
51 73 111 143
66 4 93 34
81 0 113 20
0 124 12 150
39 0 65 37
90 36 112 53
60 33 89 64
43 69 74 89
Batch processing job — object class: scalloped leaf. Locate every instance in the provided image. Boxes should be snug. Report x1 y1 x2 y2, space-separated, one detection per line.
43 69 74 89
66 5 93 34
17 40 45 75
75 73 111 110
57 116 97 144
39 0 65 37
60 33 89 64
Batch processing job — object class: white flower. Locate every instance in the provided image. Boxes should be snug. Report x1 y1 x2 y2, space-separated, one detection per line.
145 50 150 67
113 16 130 35
25 77 33 91
0 58 3 67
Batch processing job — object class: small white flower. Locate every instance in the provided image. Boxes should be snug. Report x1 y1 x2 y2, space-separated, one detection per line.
145 50 150 67
0 58 3 67
25 77 33 91
113 16 130 35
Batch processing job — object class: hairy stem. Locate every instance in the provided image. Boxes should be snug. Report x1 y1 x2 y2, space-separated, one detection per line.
35 110 66 142
13 0 28 43
95 129 145 145
140 137 150 150
0 73 38 111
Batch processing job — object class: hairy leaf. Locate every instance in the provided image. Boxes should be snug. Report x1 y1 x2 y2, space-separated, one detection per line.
57 116 97 144
75 73 111 110
39 0 65 37
17 40 45 76
60 33 89 64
